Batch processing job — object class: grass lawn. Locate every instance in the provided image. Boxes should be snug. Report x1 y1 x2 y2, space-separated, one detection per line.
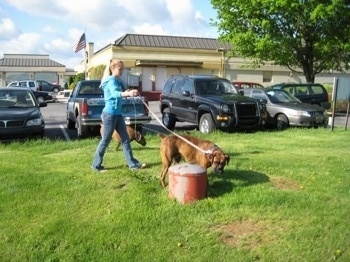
0 128 349 261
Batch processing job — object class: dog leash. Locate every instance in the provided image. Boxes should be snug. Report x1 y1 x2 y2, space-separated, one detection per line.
137 94 213 155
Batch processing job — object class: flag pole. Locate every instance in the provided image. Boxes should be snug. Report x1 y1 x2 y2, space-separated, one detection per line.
84 29 87 79
84 47 87 80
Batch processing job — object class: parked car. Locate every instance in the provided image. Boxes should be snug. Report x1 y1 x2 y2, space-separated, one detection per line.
159 74 267 134
270 83 331 110
55 90 72 103
0 87 46 140
7 80 54 103
240 88 328 130
36 80 63 93
31 90 54 103
66 80 151 138
232 81 265 90
7 80 39 91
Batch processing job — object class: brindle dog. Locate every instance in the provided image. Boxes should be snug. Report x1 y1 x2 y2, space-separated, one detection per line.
158 133 230 188
100 125 146 151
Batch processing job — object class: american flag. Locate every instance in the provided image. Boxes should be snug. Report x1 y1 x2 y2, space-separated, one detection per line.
72 33 86 53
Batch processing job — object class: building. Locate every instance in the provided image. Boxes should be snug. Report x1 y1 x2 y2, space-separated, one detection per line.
82 34 345 100
0 54 75 87
1 34 347 97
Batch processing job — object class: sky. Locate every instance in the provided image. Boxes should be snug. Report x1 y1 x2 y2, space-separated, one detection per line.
0 0 219 69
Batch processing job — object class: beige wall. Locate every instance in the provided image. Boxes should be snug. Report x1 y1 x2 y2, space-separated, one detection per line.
83 44 347 89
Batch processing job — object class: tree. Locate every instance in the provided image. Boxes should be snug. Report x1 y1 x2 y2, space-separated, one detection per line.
211 0 350 83
88 64 106 80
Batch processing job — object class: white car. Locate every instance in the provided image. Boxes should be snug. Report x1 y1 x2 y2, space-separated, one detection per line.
7 80 39 91
55 90 71 103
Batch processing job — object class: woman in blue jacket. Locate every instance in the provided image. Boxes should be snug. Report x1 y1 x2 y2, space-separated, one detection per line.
92 59 146 172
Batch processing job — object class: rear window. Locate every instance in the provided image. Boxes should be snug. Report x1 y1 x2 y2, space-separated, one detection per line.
79 84 103 95
310 85 326 95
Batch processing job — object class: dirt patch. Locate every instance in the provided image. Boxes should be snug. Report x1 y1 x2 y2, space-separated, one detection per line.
216 220 268 249
271 177 301 191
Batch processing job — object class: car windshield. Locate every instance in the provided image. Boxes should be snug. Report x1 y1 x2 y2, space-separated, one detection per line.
0 90 36 108
196 79 238 95
266 90 301 103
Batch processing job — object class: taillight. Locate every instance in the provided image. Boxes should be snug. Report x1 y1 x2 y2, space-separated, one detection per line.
81 101 88 116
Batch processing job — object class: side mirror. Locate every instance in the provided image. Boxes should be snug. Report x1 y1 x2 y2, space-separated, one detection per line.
182 91 190 97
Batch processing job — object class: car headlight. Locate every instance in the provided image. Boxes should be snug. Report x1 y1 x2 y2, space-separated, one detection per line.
221 104 230 113
258 103 266 113
295 111 311 117
26 118 43 126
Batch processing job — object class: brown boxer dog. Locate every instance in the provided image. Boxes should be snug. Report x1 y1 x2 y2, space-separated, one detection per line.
158 133 230 188
100 125 146 151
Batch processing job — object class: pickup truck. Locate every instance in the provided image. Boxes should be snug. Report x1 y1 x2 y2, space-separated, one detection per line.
66 79 151 138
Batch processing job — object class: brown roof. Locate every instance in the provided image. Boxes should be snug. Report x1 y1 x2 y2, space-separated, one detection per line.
113 34 232 50
0 54 65 67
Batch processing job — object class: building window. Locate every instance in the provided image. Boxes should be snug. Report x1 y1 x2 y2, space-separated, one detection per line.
263 71 272 83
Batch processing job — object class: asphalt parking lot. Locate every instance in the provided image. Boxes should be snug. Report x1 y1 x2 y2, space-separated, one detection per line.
41 101 349 141
40 101 195 141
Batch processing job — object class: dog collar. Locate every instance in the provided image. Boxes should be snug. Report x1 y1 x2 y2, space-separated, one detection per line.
205 145 219 154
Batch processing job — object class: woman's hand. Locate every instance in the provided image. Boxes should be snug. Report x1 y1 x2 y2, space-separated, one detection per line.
123 89 139 97
129 89 139 96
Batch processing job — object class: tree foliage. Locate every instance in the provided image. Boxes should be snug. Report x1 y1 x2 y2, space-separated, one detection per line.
69 73 85 89
88 64 106 80
211 0 350 82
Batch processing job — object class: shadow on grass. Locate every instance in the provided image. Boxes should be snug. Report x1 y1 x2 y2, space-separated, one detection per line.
208 170 270 198
143 123 198 136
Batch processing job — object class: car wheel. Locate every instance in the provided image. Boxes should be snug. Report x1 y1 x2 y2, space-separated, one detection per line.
276 114 289 130
53 87 59 93
162 108 176 129
199 113 215 134
66 116 75 129
36 96 45 103
76 115 90 138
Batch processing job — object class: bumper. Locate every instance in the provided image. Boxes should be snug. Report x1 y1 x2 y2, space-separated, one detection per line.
215 115 261 129
289 115 328 127
124 116 152 125
0 126 45 140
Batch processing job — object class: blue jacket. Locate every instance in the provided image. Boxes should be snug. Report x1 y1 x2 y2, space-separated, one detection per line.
100 76 125 115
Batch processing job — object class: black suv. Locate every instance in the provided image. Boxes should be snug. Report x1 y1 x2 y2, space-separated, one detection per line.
271 83 331 110
36 80 63 93
159 74 266 134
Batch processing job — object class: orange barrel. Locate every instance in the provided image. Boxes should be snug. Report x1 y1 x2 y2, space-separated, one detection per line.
168 163 207 204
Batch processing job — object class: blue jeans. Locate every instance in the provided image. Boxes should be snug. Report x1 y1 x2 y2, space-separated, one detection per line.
92 112 141 169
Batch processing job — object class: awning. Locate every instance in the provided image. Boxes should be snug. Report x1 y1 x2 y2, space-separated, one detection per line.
135 59 203 67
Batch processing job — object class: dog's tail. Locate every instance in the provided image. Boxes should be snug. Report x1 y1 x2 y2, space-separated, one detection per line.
157 133 166 139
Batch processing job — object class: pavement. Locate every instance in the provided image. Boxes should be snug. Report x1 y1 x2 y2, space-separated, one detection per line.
328 113 349 129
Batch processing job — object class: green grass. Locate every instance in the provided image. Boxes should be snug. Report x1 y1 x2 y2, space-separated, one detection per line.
1 128 349 261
